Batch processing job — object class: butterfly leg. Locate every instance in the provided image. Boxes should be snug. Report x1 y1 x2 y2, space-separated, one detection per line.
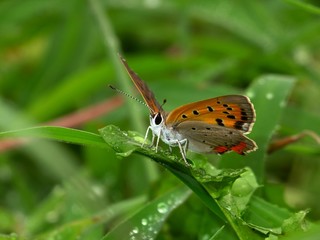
176 139 189 166
142 126 152 148
155 128 162 152
183 139 189 157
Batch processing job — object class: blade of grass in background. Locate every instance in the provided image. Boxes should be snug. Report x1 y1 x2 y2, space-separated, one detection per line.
0 126 107 150
284 0 320 15
89 0 159 184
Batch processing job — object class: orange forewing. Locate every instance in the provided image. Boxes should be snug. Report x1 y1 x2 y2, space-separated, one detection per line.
165 95 255 133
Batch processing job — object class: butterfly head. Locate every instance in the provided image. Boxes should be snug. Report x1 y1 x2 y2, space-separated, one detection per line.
149 111 166 137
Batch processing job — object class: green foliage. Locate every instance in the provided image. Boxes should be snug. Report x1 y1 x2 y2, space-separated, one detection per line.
1 0 320 239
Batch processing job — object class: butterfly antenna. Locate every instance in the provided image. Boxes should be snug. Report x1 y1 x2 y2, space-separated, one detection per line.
161 99 167 107
109 85 152 111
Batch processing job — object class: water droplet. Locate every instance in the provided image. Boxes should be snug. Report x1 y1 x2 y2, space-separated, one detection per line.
116 150 133 157
142 233 150 240
141 218 148 226
157 202 168 214
232 178 253 197
130 227 139 237
225 206 232 212
266 93 273 100
154 214 161 223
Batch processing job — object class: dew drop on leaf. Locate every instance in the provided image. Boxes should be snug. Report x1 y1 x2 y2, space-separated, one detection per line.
129 226 139 237
231 178 253 197
141 218 148 226
157 202 168 214
266 92 274 100
225 206 232 212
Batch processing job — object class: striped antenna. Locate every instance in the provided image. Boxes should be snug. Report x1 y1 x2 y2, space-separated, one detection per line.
109 85 152 112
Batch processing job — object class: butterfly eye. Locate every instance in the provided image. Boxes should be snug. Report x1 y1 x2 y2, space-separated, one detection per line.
154 113 163 125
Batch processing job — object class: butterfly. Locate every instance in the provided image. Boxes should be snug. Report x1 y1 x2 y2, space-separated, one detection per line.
118 54 257 165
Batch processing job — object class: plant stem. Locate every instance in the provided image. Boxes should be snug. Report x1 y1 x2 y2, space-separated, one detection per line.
88 0 159 181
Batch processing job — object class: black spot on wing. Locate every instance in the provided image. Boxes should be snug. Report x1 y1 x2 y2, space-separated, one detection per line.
207 106 214 112
216 118 224 126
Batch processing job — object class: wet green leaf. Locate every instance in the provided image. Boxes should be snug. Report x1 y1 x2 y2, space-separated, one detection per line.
0 126 107 149
102 186 191 240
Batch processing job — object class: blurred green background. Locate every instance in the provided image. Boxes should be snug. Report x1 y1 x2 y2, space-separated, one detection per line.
0 0 320 239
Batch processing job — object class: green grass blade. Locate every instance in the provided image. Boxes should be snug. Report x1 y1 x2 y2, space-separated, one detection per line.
0 126 107 149
284 0 320 15
33 195 146 240
101 186 191 240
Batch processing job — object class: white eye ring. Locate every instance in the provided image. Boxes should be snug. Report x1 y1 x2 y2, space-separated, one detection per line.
153 113 163 126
